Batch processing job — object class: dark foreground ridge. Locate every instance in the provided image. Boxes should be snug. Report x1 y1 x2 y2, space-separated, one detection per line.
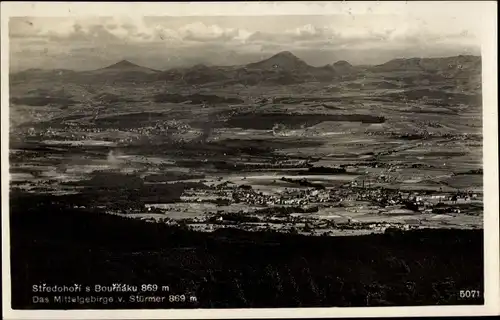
11 194 483 309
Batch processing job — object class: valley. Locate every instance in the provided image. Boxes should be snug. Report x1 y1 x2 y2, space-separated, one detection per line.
9 52 483 237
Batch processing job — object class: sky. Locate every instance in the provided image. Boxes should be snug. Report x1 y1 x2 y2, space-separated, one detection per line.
9 14 481 71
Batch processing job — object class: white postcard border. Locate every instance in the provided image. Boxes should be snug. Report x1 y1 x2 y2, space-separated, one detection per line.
2 2 498 319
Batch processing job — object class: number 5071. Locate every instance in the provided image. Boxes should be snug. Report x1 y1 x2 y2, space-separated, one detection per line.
459 290 481 299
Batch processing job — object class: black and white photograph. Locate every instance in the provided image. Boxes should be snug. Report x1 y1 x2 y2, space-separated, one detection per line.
2 1 499 318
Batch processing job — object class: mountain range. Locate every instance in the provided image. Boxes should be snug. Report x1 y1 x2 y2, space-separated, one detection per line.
10 51 481 86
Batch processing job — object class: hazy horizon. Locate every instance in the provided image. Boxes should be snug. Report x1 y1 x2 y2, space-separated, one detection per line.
9 15 481 72
9 51 483 73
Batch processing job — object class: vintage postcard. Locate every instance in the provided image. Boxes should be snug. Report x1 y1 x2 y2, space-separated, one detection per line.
2 1 499 319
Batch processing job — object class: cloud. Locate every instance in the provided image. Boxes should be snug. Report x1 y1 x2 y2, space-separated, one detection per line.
243 21 480 55
152 22 252 44
8 16 481 71
285 24 331 40
10 16 478 48
10 17 253 45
